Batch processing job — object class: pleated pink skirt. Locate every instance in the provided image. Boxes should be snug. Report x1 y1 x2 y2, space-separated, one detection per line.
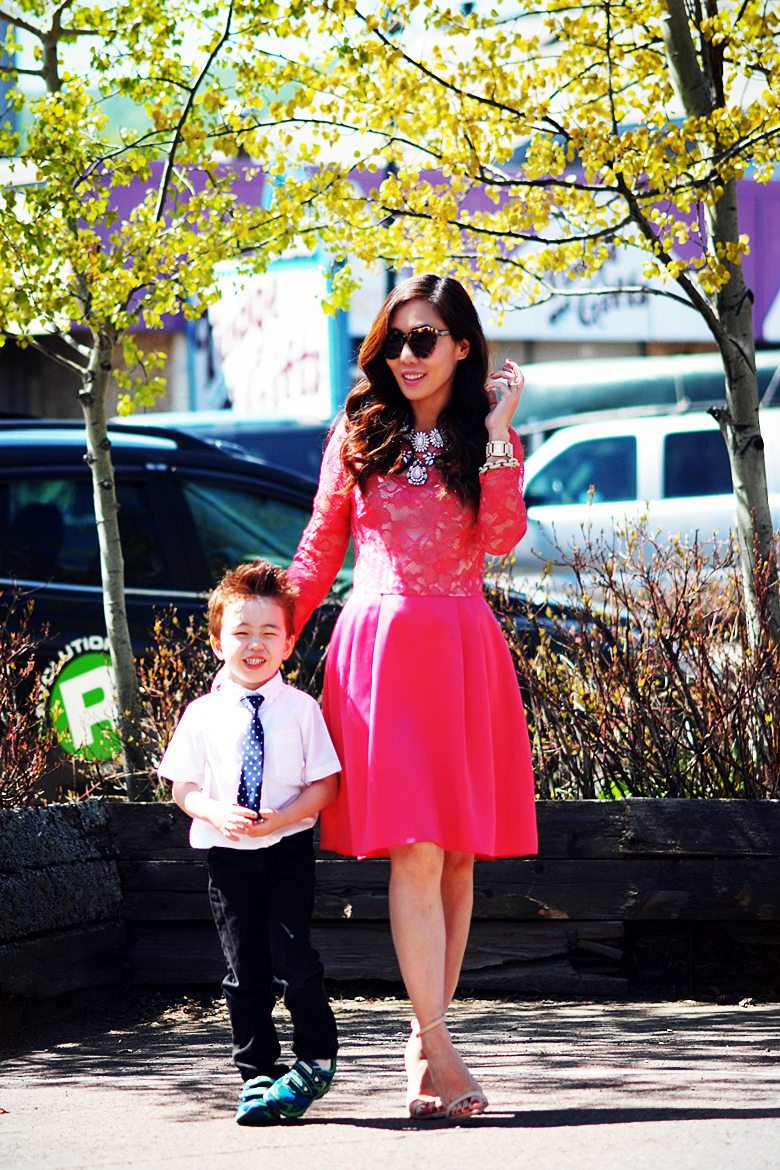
318 593 538 859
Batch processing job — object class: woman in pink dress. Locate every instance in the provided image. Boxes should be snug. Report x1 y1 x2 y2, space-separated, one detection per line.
287 273 537 1121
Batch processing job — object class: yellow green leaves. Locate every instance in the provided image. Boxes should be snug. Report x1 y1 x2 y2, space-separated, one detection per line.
2 0 779 405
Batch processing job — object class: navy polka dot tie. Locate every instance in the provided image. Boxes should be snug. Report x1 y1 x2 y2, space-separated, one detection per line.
238 694 265 812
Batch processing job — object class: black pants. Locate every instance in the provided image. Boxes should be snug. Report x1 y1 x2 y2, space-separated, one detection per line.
207 830 338 1082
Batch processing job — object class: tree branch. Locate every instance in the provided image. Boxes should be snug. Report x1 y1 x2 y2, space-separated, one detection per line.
0 64 45 78
153 0 234 222
366 196 633 249
355 6 565 137
13 332 89 376
498 275 702 313
0 6 43 38
615 173 724 344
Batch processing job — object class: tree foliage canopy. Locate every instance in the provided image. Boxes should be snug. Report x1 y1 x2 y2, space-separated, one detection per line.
1 0 778 690
217 0 780 335
0 0 293 401
2 1 778 350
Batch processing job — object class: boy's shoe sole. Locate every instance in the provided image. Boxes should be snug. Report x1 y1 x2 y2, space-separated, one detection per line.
263 1058 336 1121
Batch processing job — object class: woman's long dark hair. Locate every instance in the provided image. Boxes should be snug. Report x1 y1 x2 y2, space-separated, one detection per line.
341 274 490 508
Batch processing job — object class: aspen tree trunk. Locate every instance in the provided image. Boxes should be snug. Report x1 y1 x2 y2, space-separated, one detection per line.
706 189 780 644
36 23 148 791
79 332 147 795
662 0 780 644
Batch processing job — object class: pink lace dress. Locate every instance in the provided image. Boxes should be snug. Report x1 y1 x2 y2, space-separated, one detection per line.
288 418 538 860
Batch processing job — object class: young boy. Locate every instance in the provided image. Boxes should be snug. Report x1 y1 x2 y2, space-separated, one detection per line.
158 560 340 1126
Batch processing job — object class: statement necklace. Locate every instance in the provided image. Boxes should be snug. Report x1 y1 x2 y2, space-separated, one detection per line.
401 426 446 486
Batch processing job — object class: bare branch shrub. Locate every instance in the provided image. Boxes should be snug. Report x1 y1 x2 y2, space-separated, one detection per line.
134 610 216 801
492 519 780 799
0 594 55 809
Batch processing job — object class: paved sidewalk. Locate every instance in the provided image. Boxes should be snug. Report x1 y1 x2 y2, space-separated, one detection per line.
2 993 780 1170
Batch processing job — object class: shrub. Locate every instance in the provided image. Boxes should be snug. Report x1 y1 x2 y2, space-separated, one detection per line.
493 520 780 799
134 610 216 801
0 594 55 809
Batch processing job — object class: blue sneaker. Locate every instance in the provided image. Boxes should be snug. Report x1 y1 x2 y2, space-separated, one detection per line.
263 1059 336 1120
235 1075 276 1126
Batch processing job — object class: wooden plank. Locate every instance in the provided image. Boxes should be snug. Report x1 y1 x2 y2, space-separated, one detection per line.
126 922 405 986
126 920 623 979
126 923 227 984
0 861 123 944
534 801 627 858
119 857 389 922
0 922 126 997
461 922 623 969
125 920 626 991
107 799 780 861
621 799 780 857
118 858 209 892
118 857 389 891
457 961 628 997
112 801 629 862
118 854 780 923
474 857 780 921
106 801 191 860
121 888 394 923
535 799 780 858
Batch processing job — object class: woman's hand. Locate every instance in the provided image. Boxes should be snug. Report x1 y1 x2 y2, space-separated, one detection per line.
484 359 524 440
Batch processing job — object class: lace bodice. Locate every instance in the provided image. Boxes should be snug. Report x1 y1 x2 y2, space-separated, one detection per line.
288 418 526 634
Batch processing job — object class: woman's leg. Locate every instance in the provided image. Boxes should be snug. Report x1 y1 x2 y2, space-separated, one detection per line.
405 850 475 1104
441 850 475 1003
389 843 483 1109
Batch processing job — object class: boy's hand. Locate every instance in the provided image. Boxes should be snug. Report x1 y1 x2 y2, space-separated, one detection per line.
208 802 259 841
244 807 287 837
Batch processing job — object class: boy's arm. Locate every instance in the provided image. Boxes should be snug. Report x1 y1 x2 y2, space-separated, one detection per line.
172 779 259 842
244 772 339 839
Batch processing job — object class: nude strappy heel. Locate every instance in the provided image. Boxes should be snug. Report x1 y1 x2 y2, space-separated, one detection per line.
417 1014 447 1038
415 1015 488 1121
406 1019 445 1119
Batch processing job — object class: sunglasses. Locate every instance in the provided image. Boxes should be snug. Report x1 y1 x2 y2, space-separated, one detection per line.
381 325 451 360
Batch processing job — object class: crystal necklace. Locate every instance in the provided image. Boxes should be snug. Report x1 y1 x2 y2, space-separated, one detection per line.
400 426 446 486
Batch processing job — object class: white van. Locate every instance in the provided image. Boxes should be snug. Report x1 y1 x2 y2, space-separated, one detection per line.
504 409 780 589
514 350 780 453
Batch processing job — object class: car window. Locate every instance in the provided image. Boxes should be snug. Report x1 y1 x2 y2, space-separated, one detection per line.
525 436 637 506
664 430 732 498
180 477 353 595
0 476 167 588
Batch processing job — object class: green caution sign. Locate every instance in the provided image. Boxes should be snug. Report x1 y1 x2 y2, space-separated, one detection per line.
46 640 121 760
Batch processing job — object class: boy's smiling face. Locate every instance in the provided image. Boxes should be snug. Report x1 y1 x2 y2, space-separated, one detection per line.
211 596 294 690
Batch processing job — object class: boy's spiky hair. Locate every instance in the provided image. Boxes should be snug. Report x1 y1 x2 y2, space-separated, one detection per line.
208 560 297 641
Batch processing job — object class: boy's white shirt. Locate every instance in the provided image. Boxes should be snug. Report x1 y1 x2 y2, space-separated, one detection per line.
158 670 341 850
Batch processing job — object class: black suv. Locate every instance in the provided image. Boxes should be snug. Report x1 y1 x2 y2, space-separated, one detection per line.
0 420 352 662
0 420 598 757
111 411 332 480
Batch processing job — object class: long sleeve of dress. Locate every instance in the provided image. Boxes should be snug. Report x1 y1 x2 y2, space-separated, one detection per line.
476 428 527 555
288 420 353 637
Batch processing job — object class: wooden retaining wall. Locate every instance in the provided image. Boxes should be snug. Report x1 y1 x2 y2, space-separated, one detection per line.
114 799 780 1000
2 799 780 1003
